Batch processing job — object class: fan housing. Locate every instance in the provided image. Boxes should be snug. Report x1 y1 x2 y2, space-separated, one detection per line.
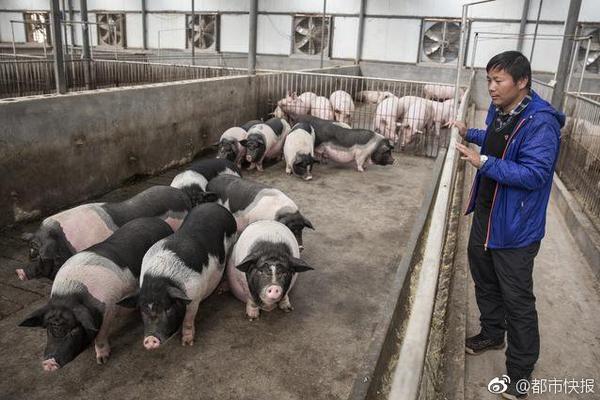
420 19 461 64
187 14 218 51
293 15 330 56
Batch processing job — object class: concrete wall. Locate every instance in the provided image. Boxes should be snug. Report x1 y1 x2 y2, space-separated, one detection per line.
0 75 258 227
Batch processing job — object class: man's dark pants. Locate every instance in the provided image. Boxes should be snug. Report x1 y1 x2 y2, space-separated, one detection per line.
468 206 541 378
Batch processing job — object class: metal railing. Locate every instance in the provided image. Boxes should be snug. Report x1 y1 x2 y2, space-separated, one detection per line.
256 70 466 158
557 93 600 228
0 59 249 99
532 78 554 102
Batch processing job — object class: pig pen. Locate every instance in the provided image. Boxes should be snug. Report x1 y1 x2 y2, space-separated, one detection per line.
0 67 467 400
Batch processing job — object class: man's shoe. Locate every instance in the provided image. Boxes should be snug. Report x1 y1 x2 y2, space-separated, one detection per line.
501 375 530 399
465 332 505 355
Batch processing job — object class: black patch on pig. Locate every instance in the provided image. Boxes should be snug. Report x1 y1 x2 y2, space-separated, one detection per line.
242 132 267 163
217 139 238 162
187 158 242 180
235 241 313 308
162 203 237 270
87 218 173 279
292 114 373 147
371 139 395 166
207 175 271 214
26 221 76 280
102 186 192 228
292 153 317 178
291 122 313 133
276 211 314 248
240 119 262 132
265 118 284 136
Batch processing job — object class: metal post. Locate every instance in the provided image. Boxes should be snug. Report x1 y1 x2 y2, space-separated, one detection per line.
61 0 69 55
50 0 67 94
354 0 366 64
565 38 578 94
10 22 17 60
320 0 327 69
190 0 195 65
578 37 591 94
248 0 257 75
68 0 75 51
517 0 530 53
141 0 147 50
470 32 479 69
80 0 92 89
530 0 543 62
551 0 582 110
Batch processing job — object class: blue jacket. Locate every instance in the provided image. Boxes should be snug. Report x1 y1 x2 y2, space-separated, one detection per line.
465 90 565 249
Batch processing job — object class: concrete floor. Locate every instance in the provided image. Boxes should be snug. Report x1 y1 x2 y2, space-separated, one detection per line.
463 111 600 399
0 153 435 400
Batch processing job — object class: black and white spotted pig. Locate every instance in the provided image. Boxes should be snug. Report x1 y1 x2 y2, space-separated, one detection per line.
227 220 313 320
292 115 395 172
18 218 173 371
18 186 191 281
118 203 237 348
240 117 291 171
170 158 241 206
206 174 314 250
284 122 319 181
216 120 261 168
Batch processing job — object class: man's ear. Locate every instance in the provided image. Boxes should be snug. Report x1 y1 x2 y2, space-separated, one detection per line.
517 77 529 91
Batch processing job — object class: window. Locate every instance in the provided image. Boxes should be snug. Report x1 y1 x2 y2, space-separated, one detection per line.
96 13 126 47
293 15 330 56
186 14 218 51
24 12 50 45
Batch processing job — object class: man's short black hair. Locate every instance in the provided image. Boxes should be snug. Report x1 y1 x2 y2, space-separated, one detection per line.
486 51 532 89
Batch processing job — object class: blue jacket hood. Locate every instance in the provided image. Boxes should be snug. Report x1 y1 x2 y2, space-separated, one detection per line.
484 90 565 130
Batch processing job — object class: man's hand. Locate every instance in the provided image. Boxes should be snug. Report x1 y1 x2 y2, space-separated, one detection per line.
445 119 467 139
456 143 482 168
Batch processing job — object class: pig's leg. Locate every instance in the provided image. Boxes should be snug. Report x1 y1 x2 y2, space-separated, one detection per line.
285 163 292 174
246 299 260 320
247 162 256 171
181 301 200 346
278 295 294 312
256 156 265 172
217 278 230 294
94 308 114 364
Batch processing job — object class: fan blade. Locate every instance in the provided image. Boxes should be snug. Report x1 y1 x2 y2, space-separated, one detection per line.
205 21 215 33
587 51 600 65
296 25 310 36
296 36 311 49
425 43 442 55
425 29 443 42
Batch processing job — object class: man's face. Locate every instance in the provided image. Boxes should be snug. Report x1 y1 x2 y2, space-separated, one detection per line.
487 68 528 110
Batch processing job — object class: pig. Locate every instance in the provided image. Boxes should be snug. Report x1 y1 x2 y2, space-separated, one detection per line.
227 220 314 320
240 117 291 171
310 95 335 120
329 90 355 125
19 186 191 281
356 90 395 104
333 121 352 129
240 119 262 132
170 159 241 206
277 92 311 116
19 218 173 370
292 115 395 172
216 127 248 168
423 84 463 101
399 99 434 148
206 174 314 249
429 98 456 137
373 96 403 141
298 91 317 108
284 122 319 180
271 106 286 119
118 203 237 348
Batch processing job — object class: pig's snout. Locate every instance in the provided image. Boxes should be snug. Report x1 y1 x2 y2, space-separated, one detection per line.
143 336 161 350
15 268 28 281
299 245 305 252
266 285 283 301
42 358 60 372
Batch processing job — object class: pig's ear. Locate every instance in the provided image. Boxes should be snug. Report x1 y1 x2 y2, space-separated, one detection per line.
19 304 50 328
167 286 192 305
201 191 219 203
73 306 99 336
291 92 298 99
235 254 258 273
117 292 139 309
302 216 315 230
239 139 248 147
289 257 314 273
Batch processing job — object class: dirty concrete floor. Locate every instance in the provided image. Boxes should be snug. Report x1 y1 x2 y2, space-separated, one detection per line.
0 153 435 400
463 111 600 399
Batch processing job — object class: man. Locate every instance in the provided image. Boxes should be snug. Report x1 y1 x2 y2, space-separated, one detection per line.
449 51 565 399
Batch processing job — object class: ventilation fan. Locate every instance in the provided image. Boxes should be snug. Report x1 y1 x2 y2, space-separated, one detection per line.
96 13 125 47
24 12 50 44
421 20 460 64
187 14 218 51
578 25 600 74
294 15 330 56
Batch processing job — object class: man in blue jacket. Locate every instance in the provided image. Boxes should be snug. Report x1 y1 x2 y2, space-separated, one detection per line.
450 51 565 399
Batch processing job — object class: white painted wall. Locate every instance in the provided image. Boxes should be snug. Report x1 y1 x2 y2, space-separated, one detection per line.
86 0 143 12
126 13 144 48
0 12 26 43
362 18 421 63
0 1 49 10
221 14 248 53
332 17 359 59
146 13 185 49
257 14 291 55
145 0 248 12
